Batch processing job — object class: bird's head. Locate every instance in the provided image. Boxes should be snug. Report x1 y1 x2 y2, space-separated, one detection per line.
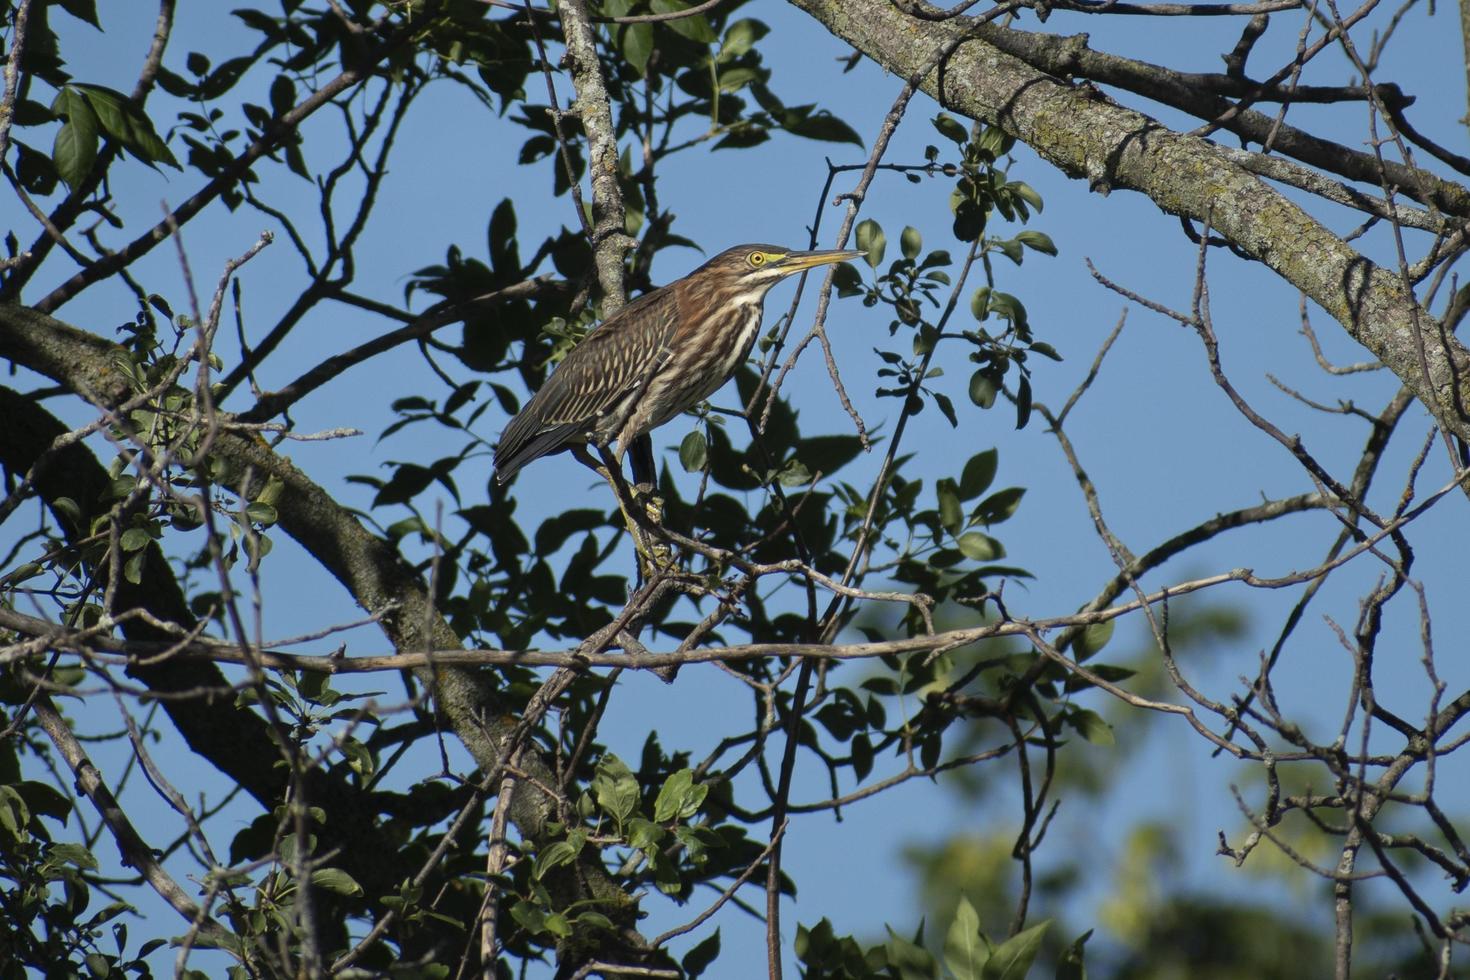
690 244 866 303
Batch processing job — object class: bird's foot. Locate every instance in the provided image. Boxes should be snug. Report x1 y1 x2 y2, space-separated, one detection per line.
630 487 676 576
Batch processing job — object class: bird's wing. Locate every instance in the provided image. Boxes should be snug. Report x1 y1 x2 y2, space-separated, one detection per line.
494 287 679 481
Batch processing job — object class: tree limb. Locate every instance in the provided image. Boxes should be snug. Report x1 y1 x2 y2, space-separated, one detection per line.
788 0 1470 444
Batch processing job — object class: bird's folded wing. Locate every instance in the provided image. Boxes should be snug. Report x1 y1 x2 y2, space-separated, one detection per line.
494 287 679 478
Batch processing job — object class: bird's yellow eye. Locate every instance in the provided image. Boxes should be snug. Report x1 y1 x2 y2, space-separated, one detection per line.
747 251 766 267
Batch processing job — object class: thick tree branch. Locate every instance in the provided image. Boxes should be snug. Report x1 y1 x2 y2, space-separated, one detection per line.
0 301 648 962
964 17 1470 217
788 0 1470 444
558 0 633 312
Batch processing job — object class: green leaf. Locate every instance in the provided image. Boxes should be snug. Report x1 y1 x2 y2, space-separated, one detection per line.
621 23 654 76
974 487 1025 525
959 450 997 500
796 435 864 474
374 462 433 506
855 219 885 269
953 199 987 242
1008 181 1044 212
1015 373 1033 430
937 478 962 536
887 925 939 980
932 112 968 144
712 126 770 151
0 787 30 840
720 18 769 61
944 896 989 980
993 237 1024 266
715 66 762 93
1070 664 1136 687
592 755 640 826
574 911 615 932
15 139 59 196
900 226 922 260
654 768 707 822
682 929 721 978
1056 928 1092 980
51 89 100 189
969 372 998 409
310 868 363 896
978 126 1015 160
988 291 1028 327
510 900 547 934
119 527 151 552
1073 619 1114 659
982 920 1050 980
74 84 179 169
970 286 991 321
626 817 666 852
13 781 71 822
340 737 376 779
675 825 719 866
956 531 1003 561
777 458 812 487
934 391 958 428
56 0 101 27
533 837 582 879
1068 709 1114 746
3 562 43 585
851 732 873 781
679 430 707 472
831 260 864 297
245 501 278 525
47 841 99 871
1015 230 1057 256
782 110 863 146
269 73 295 117
652 0 717 41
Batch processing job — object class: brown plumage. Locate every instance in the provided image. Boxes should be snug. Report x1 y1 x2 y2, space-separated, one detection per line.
493 244 862 482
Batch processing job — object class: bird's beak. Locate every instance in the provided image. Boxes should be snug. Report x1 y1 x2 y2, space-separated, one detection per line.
776 249 866 273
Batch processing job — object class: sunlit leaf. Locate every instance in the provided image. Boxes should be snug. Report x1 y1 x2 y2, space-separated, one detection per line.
956 531 1003 561
310 869 363 896
981 920 1049 980
1015 229 1057 255
856 219 885 269
901 226 922 260
943 896 988 980
932 112 968 144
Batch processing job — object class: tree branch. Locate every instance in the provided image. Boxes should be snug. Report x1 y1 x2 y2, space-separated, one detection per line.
788 0 1470 445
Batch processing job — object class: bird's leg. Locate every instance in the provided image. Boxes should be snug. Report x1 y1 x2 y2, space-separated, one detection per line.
602 443 674 576
626 433 665 535
571 442 635 540
571 444 672 575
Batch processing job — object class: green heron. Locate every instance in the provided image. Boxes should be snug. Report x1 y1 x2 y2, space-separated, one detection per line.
494 244 862 483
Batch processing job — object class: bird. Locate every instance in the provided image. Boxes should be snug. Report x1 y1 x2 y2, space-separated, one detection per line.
493 244 863 483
